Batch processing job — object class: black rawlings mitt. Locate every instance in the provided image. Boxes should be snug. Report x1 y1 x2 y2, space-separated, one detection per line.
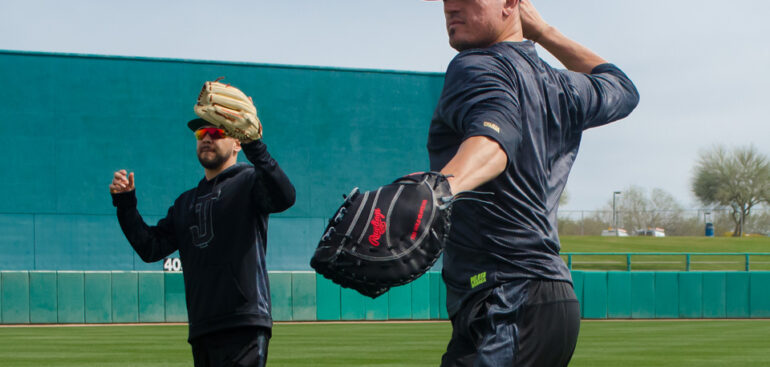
310 172 453 298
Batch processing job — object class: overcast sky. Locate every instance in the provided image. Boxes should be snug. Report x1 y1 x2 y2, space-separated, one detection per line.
1 0 768 211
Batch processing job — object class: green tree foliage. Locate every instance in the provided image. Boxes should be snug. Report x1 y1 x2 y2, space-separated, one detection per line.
692 145 770 236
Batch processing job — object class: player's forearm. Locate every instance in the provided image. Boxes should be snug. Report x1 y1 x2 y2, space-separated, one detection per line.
113 192 176 263
535 26 607 74
243 140 296 213
440 136 508 194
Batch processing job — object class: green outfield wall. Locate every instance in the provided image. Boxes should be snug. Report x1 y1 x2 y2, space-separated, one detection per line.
2 271 770 324
0 50 444 272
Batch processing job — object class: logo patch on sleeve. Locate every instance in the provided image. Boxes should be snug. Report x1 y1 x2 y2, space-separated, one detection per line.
470 272 487 289
483 122 500 133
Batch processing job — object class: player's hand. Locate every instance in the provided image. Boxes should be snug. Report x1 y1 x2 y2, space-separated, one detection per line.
519 0 550 43
109 170 135 194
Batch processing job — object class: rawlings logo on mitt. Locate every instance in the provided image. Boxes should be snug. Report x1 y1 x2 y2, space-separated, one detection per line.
310 172 454 298
194 78 263 141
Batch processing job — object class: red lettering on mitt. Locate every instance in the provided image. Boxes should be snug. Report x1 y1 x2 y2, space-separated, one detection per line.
410 200 428 240
368 208 386 247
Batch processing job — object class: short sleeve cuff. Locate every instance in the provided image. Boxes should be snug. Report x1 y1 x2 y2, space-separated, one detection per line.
463 116 520 164
590 63 622 75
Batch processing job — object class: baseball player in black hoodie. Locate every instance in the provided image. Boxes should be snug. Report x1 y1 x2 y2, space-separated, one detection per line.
109 116 295 367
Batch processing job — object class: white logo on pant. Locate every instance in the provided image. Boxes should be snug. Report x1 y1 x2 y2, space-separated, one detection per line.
190 193 217 248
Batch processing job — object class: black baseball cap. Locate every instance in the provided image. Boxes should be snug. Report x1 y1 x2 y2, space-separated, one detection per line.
187 118 213 131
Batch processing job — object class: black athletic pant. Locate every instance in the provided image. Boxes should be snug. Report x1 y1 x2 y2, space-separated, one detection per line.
191 326 270 367
441 280 580 367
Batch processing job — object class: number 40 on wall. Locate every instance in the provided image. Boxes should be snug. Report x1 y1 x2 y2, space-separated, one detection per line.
163 257 183 272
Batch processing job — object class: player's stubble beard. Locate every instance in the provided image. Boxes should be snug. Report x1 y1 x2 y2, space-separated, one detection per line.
448 24 499 52
197 143 233 170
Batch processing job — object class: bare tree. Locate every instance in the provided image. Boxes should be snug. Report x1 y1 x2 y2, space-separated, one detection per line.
598 186 685 235
692 145 770 236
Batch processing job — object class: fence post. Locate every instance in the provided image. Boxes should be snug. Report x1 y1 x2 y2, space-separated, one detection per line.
686 254 691 271
745 254 750 271
626 254 631 271
567 254 572 270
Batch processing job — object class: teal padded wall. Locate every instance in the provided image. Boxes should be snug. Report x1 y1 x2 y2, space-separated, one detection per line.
571 270 584 313
315 275 341 321
701 272 726 318
365 294 389 321
340 288 366 320
269 273 293 321
389 285 413 320
582 272 607 318
6 270 770 324
411 274 431 320
291 272 316 321
606 272 631 318
654 272 678 318
139 272 165 322
631 272 655 318
577 271 770 319
0 50 444 272
678 272 703 318
726 272 750 317
429 272 442 319
112 272 138 322
85 272 112 323
2 272 30 323
57 272 85 323
439 273 449 320
164 272 188 322
29 271 57 323
750 272 770 317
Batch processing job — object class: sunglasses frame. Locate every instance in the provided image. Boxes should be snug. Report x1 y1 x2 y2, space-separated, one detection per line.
194 127 228 140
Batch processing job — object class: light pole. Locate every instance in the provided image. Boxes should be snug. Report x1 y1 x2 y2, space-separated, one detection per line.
612 191 621 237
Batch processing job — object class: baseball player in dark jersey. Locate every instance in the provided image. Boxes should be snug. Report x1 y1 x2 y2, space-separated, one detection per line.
427 0 639 366
109 118 295 367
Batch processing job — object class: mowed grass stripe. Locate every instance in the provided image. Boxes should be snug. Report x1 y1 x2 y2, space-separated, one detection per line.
1 321 770 366
559 236 770 271
573 320 770 367
560 236 770 253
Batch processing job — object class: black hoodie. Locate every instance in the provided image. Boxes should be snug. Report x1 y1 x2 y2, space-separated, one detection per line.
112 140 295 341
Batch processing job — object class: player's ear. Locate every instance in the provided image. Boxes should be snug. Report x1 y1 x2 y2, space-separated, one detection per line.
503 0 519 16
232 140 242 154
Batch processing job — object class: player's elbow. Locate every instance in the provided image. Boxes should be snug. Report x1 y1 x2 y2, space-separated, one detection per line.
137 250 162 263
271 185 297 213
275 191 296 213
622 82 640 117
611 73 640 120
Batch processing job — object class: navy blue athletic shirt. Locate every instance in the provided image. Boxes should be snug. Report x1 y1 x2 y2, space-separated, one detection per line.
428 41 639 316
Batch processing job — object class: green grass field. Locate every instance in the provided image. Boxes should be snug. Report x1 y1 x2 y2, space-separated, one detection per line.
2 321 770 366
560 236 770 253
559 236 770 271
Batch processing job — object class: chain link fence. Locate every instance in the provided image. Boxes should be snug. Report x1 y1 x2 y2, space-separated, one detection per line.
557 208 770 236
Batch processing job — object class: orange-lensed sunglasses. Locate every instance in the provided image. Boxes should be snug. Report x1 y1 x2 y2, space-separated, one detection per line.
194 127 227 140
